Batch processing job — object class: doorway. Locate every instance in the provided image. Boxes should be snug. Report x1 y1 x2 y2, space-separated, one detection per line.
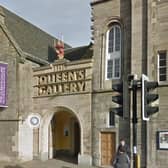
101 132 116 166
50 111 81 163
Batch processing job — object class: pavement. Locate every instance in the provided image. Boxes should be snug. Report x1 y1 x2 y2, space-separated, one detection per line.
0 159 99 168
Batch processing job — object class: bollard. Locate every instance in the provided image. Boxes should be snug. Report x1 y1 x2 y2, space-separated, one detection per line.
135 154 140 168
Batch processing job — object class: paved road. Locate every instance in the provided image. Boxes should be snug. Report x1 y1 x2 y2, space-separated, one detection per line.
0 159 100 168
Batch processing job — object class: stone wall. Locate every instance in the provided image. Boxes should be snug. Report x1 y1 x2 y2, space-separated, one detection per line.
0 12 39 161
32 59 93 165
91 0 131 166
147 1 168 167
0 20 20 161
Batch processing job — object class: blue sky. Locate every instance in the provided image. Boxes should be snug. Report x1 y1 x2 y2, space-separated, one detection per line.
0 0 91 47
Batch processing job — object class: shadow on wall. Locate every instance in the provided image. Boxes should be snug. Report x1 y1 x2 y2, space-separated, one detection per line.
0 107 7 112
48 45 57 63
4 165 24 168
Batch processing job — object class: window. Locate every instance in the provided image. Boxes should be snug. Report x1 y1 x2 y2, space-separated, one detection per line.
109 111 115 126
106 24 121 79
158 51 167 82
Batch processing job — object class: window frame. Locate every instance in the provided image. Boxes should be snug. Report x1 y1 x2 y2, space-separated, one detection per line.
105 24 121 80
158 51 167 82
107 110 115 127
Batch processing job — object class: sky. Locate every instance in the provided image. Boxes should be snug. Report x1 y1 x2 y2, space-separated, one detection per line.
0 0 92 47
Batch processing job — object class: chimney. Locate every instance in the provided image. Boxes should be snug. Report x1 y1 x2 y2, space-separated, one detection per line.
0 6 5 24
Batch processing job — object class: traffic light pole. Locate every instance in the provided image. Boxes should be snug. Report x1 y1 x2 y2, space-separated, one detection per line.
132 80 138 168
128 74 158 168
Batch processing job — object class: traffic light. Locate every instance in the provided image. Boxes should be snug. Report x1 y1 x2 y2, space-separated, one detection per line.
111 82 123 117
142 74 159 121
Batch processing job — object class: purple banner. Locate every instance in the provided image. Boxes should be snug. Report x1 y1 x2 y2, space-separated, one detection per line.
0 63 7 107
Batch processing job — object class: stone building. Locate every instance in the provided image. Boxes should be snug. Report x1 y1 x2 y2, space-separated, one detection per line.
0 5 93 165
91 0 168 168
0 0 168 167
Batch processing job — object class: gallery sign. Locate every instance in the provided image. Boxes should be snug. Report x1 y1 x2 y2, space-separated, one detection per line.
34 62 92 96
37 69 85 95
0 63 7 107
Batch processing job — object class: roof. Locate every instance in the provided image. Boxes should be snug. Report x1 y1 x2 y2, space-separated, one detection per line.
1 5 93 63
64 43 93 61
1 5 71 62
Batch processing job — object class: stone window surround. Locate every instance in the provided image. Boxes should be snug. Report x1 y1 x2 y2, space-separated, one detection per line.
158 50 167 83
105 23 121 80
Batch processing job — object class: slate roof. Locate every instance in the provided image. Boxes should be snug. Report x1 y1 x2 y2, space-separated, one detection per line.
64 43 93 61
1 5 93 63
1 5 71 62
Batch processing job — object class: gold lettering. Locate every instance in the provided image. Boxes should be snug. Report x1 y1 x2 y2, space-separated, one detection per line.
57 84 63 92
63 83 70 92
54 66 57 71
47 86 53 95
58 65 63 71
47 74 52 83
77 70 85 80
62 72 68 82
70 82 77 92
39 75 47 84
38 87 43 95
53 85 57 93
68 71 77 81
52 74 56 83
56 73 62 82
54 65 65 71
77 82 85 92
38 86 47 95
36 67 88 96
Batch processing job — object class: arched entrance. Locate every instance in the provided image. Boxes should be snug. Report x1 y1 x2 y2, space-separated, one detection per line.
50 111 80 163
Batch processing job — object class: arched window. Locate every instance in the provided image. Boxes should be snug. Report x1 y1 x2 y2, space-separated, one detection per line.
106 24 121 79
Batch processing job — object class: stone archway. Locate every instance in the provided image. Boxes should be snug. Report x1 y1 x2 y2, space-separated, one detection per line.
50 111 80 163
39 106 82 162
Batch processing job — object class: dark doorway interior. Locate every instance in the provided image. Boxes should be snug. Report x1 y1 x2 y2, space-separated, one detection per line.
74 122 80 156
